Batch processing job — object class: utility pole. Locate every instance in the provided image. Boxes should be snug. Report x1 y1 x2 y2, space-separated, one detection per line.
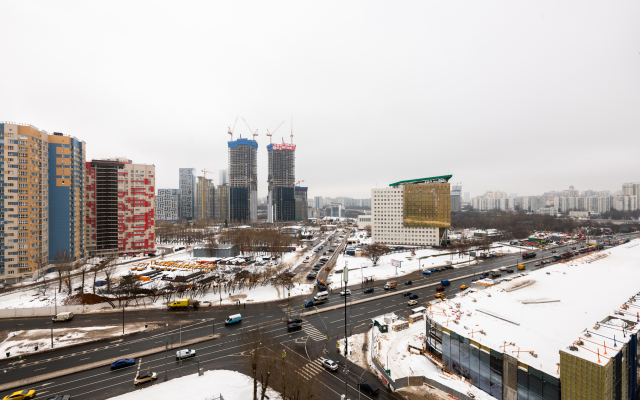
50 317 53 348
164 323 168 381
122 306 125 335
179 320 182 376
343 264 349 399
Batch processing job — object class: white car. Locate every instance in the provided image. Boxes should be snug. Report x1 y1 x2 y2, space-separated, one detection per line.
340 289 351 296
321 358 339 371
303 260 310 263
176 349 196 360
407 300 418 306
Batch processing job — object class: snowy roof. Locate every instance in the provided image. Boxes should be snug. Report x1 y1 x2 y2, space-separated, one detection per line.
428 239 640 378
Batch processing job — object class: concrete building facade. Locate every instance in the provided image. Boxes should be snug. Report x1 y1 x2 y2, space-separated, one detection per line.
195 176 215 220
178 168 196 220
267 143 296 223
294 186 308 222
156 189 179 221
86 158 155 257
228 138 257 223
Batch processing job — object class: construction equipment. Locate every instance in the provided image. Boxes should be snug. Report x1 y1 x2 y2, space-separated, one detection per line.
296 180 305 187
228 117 239 141
266 121 285 143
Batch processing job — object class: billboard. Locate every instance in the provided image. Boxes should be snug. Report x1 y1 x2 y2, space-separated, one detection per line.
403 182 451 228
267 143 296 151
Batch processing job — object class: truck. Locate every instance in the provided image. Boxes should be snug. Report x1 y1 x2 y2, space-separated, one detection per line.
384 281 398 290
517 264 526 270
522 252 537 259
490 270 501 278
52 312 73 322
168 298 199 310
440 280 450 286
317 279 327 292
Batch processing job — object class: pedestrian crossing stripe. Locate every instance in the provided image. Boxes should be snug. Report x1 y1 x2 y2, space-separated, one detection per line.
297 359 324 380
302 325 325 341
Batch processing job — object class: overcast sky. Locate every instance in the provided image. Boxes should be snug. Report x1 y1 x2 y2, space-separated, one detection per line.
1 1 639 199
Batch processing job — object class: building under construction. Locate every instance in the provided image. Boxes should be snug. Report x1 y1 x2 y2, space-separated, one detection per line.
228 138 258 223
267 143 296 223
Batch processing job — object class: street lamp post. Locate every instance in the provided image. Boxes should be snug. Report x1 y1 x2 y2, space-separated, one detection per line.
164 323 168 381
358 368 368 400
343 264 349 399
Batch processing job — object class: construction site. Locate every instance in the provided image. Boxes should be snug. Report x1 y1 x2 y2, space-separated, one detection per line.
417 239 640 400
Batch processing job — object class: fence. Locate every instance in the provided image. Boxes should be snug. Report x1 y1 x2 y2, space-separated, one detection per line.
0 301 114 318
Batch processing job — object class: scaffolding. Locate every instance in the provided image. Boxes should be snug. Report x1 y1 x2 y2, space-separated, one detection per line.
267 143 296 222
228 139 258 222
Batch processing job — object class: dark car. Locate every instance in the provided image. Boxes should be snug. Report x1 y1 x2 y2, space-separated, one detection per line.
506 269 514 273
312 266 321 271
436 286 445 292
358 380 379 396
287 323 302 332
288 317 303 324
306 272 317 279
364 288 374 294
405 280 412 285
409 294 418 300
323 252 327 255
402 291 412 297
436 267 445 272
444 265 454 270
328 249 334 252
46 396 71 400
551 250 556 253
110 358 135 370
572 247 576 250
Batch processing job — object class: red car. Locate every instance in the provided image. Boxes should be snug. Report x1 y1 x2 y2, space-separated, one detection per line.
436 286 445 292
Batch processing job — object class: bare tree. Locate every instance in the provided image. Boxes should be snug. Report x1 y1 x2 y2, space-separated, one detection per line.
147 280 163 303
76 261 91 294
53 250 72 293
363 224 372 237
239 325 279 400
103 261 117 294
204 234 219 257
367 243 390 266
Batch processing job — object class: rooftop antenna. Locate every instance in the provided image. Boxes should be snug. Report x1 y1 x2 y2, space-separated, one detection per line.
228 117 239 141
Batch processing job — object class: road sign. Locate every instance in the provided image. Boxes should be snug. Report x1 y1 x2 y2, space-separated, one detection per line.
392 259 401 267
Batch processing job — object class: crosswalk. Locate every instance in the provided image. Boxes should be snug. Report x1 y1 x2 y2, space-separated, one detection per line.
297 358 324 380
303 325 326 341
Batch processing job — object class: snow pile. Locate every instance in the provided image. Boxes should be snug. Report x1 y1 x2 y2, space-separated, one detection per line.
108 369 281 400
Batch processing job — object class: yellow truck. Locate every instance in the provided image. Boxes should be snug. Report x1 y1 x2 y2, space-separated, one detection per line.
517 264 526 270
384 281 398 290
169 298 191 309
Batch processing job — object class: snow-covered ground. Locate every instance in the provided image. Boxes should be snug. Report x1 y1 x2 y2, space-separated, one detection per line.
108 369 281 400
0 324 150 358
329 249 475 287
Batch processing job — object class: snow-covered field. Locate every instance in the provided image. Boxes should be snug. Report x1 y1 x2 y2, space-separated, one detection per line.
108 369 281 400
329 249 475 287
0 324 149 358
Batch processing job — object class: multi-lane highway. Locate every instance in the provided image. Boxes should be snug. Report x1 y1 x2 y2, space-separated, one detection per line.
1 232 636 399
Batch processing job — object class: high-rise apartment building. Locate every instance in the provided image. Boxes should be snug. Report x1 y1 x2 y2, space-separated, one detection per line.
613 195 637 211
622 182 640 197
215 184 230 223
267 143 296 223
179 168 196 220
228 138 257 223
462 192 470 204
0 123 86 283
195 176 215 220
450 185 462 212
156 189 179 221
219 169 228 185
294 186 308 222
314 196 325 209
85 158 155 257
49 132 86 265
372 175 451 246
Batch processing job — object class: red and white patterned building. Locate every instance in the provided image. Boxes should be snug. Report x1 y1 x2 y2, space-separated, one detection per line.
85 158 155 257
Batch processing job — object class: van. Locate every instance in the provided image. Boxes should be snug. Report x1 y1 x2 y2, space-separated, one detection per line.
225 314 242 325
52 312 73 322
314 291 329 302
384 281 398 290
517 264 526 270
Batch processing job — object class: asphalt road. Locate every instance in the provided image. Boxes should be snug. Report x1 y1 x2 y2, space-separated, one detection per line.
2 232 636 399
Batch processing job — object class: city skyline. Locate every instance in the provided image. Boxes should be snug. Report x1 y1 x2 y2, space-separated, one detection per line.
1 1 638 199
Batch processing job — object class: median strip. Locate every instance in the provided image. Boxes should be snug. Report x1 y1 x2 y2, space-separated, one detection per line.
0 334 219 393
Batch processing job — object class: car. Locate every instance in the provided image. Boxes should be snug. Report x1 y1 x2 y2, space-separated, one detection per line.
288 317 303 324
45 396 71 400
328 249 334 252
302 260 310 263
323 252 327 255
421 270 431 275
434 293 445 299
498 267 506 271
444 265 454 270
551 250 556 253
479 274 487 279
134 372 158 386
574 251 580 255
534 262 540 266
303 299 313 307
358 380 379 395
321 358 339 371
459 285 469 290
312 266 321 271
3 391 36 400
407 300 418 306
176 349 196 360
305 256 310 259
340 289 351 296
506 269 514 273
287 323 302 332
110 358 135 370
405 280 412 285
363 287 374 294
402 291 412 297
409 294 418 300
572 247 576 250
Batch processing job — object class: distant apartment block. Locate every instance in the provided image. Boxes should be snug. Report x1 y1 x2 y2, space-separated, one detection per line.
179 168 196 220
294 186 308 222
156 189 179 221
195 176 215 220
86 158 155 257
219 169 228 185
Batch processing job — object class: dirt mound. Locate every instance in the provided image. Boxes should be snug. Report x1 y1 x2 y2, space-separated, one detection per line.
64 293 108 305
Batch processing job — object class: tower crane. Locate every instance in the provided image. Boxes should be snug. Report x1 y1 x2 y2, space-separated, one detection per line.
296 180 305 187
266 121 285 144
227 117 239 141
241 117 258 142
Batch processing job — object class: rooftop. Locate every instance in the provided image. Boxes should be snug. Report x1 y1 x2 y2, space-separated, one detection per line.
389 174 452 187
428 239 640 378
